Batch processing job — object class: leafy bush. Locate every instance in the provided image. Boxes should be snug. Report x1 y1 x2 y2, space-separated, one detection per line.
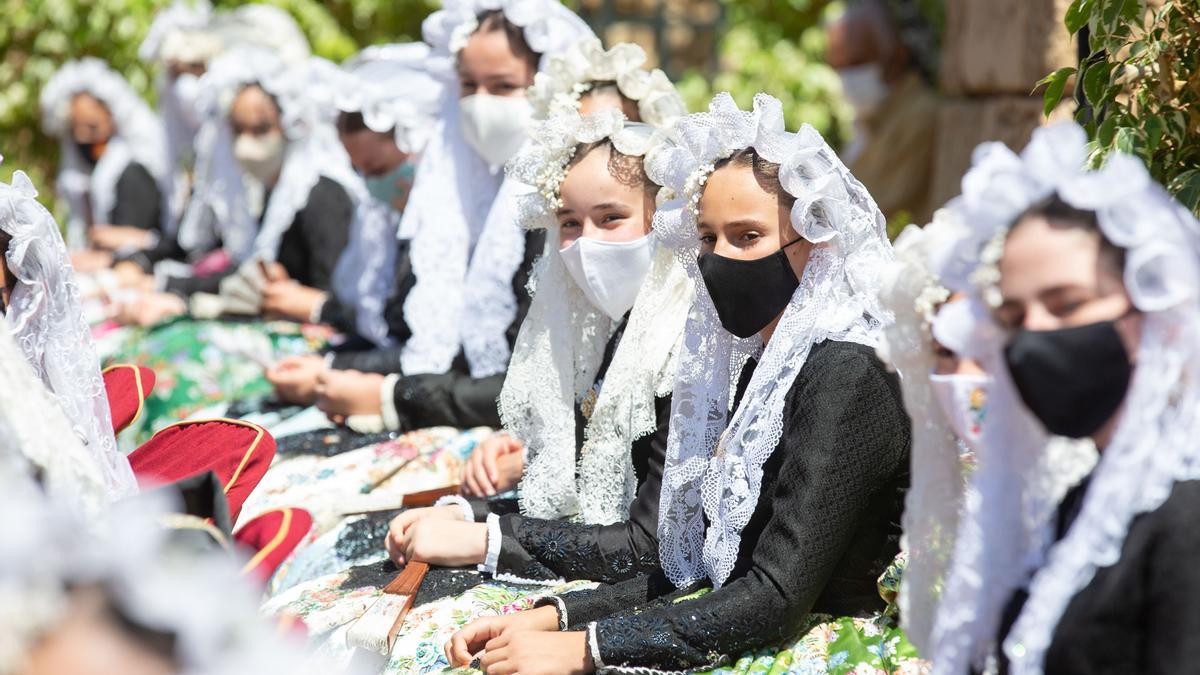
1040 0 1200 212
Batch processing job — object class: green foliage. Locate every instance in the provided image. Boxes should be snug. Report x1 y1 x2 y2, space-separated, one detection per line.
1045 0 1200 213
0 0 433 213
677 1 853 148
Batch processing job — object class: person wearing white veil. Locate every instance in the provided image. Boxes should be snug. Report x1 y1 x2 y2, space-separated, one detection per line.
307 0 595 436
263 43 444 402
117 47 362 327
446 93 910 674
925 122 1200 675
383 109 693 580
40 58 174 268
0 162 137 501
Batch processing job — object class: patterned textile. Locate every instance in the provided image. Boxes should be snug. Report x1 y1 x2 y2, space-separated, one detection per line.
237 426 488 533
95 318 323 445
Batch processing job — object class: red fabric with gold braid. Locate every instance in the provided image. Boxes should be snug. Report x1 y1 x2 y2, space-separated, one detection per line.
235 507 316 583
101 364 156 434
128 419 276 523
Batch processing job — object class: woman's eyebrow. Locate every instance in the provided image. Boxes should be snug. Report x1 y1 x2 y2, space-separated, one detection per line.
590 202 630 212
555 207 576 217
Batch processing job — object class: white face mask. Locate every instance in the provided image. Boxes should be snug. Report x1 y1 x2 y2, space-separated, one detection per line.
233 132 285 184
929 372 991 453
559 233 654 321
459 94 533 168
836 63 890 118
172 73 202 130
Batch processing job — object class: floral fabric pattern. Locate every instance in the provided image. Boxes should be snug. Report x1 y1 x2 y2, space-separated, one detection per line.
96 318 323 445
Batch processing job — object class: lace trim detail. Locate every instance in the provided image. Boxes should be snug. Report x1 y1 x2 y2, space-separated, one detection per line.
490 571 566 587
434 495 475 523
647 93 893 588
380 373 401 432
331 197 401 347
529 38 686 129
1 170 137 501
478 513 503 574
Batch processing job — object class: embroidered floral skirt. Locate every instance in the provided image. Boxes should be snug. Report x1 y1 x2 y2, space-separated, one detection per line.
96 318 322 445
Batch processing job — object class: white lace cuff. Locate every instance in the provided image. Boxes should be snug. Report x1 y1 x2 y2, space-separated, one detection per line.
587 622 606 670
477 512 501 574
434 495 474 522
153 259 192 293
308 292 328 324
323 352 336 368
380 373 401 431
345 414 385 434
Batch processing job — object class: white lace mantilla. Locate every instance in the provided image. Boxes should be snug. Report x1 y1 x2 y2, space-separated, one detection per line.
501 110 689 523
40 58 173 248
529 37 687 128
647 93 893 588
338 43 444 154
0 170 137 501
927 122 1197 675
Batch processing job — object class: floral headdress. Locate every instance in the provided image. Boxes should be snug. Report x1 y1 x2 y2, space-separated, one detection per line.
528 38 687 128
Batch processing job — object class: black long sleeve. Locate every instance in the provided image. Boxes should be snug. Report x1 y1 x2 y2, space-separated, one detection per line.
275 177 353 291
490 393 670 584
993 479 1200 675
566 341 909 671
389 365 506 431
109 162 163 232
317 296 357 335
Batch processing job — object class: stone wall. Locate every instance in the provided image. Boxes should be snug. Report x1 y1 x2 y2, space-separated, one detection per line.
928 0 1077 211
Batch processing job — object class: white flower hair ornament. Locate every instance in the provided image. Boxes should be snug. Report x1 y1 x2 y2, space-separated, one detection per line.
422 0 594 79
334 43 444 154
507 107 664 222
647 92 894 589
528 38 687 128
139 0 218 65
938 122 1199 314
195 48 334 141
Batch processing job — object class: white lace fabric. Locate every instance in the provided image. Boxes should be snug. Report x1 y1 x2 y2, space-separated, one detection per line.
398 0 595 378
647 93 893 588
0 169 137 501
926 122 1196 675
0 470 368 675
873 217 960 657
500 110 692 522
528 37 687 129
40 58 173 248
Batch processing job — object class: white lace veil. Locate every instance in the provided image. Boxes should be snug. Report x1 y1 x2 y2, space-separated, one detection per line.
397 0 595 378
178 48 363 265
0 168 137 501
528 37 687 128
329 44 442 347
500 110 692 523
0 470 369 675
40 58 173 248
0 318 108 521
648 93 893 588
927 122 1182 675
873 214 962 657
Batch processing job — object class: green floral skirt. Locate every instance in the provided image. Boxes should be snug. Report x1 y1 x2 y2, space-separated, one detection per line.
96 318 322 445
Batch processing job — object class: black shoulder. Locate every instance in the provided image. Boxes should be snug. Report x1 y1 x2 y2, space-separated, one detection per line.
307 176 353 210
118 162 158 189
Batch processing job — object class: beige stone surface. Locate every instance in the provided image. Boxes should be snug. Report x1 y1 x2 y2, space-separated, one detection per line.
940 0 1078 96
929 96 1047 209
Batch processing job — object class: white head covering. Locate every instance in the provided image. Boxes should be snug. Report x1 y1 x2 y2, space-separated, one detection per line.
396 0 595 378
140 0 220 178
328 43 443 347
927 122 1190 675
0 166 137 501
0 317 108 521
647 92 893 588
178 48 363 264
500 109 692 524
40 58 173 248
0 470 369 675
528 37 687 128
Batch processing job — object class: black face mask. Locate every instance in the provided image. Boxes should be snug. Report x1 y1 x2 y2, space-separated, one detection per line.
697 239 803 339
1004 320 1133 439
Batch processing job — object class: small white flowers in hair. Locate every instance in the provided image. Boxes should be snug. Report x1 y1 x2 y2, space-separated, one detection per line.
448 15 479 54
